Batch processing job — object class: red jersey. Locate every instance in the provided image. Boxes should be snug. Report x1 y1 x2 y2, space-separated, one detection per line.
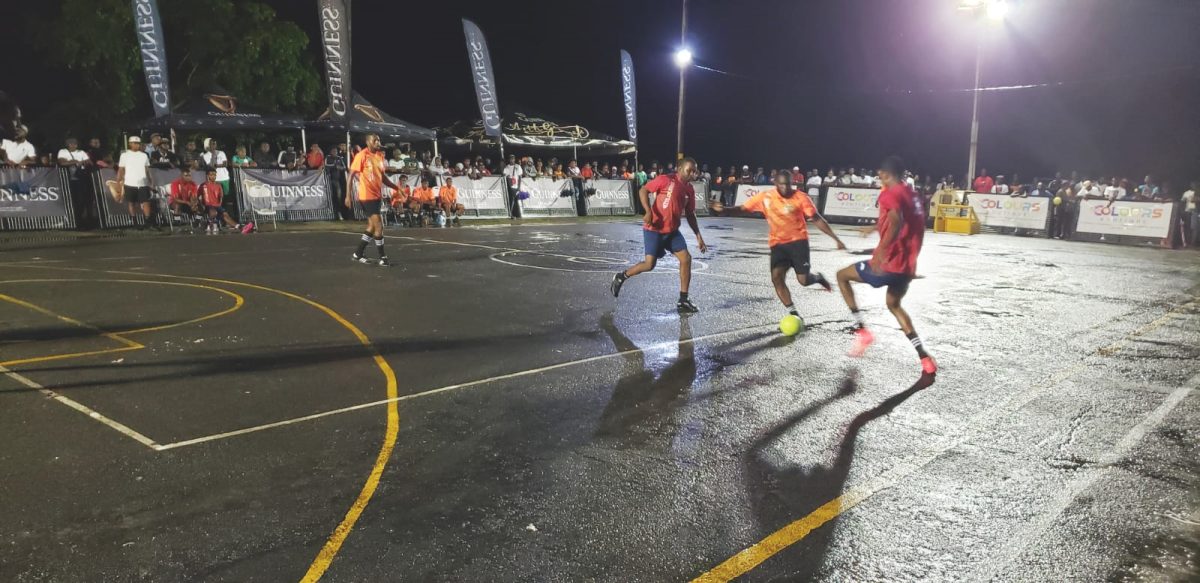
875 183 925 275
643 174 696 234
169 179 198 206
972 175 994 194
199 182 225 207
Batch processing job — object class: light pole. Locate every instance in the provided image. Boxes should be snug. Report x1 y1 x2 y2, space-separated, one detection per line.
675 0 690 159
960 0 1008 188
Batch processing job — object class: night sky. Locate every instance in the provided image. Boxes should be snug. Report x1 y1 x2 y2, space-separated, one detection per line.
7 0 1200 186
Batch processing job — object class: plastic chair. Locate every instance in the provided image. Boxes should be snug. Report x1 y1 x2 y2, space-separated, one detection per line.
243 179 278 231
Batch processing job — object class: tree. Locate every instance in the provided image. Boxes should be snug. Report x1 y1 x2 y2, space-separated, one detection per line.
26 0 322 145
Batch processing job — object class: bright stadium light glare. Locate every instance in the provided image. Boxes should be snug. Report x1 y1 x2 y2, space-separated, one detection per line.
673 48 693 68
986 0 1010 21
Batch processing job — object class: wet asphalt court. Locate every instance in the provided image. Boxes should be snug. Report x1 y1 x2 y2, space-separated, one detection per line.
1 218 1197 582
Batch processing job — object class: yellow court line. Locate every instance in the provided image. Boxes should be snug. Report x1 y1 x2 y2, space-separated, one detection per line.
692 298 1198 582
0 263 399 583
0 280 244 368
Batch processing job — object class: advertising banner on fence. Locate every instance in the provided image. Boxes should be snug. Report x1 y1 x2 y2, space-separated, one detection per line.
968 193 1049 230
239 169 330 212
821 185 881 220
734 183 775 206
0 167 69 218
519 178 577 215
444 176 508 214
586 179 634 213
1076 199 1174 239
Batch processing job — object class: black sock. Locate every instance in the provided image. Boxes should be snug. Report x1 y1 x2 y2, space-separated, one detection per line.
850 308 865 329
374 237 386 257
679 291 689 302
356 233 370 256
806 272 828 287
906 331 929 358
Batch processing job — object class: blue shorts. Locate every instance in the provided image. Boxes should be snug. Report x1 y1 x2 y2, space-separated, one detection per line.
643 229 688 259
855 261 912 291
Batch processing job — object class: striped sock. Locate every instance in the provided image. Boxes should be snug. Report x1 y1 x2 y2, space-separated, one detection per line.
906 331 929 358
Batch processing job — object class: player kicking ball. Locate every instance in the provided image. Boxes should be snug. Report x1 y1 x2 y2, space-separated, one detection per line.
346 134 399 267
610 157 707 313
710 170 846 319
835 155 936 375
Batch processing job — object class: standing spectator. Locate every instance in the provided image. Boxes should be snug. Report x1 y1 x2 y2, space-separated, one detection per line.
1 126 36 166
1054 181 1077 239
56 137 90 176
1181 181 1197 247
635 164 648 188
326 143 350 219
59 137 94 226
180 140 202 169
567 160 581 178
277 145 299 170
149 140 179 169
85 137 111 168
991 175 1010 194
428 156 448 177
1104 177 1126 202
533 159 546 179
1138 175 1160 200
701 164 713 183
553 163 565 180
753 167 768 185
305 143 324 170
232 145 254 168
1028 181 1049 197
252 142 274 169
148 133 163 151
503 155 523 217
116 136 156 228
581 162 595 180
1078 179 1103 199
522 157 536 178
201 139 230 195
972 168 994 194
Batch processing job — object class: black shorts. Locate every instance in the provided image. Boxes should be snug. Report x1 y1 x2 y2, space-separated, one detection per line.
125 186 151 204
769 240 811 273
360 199 382 216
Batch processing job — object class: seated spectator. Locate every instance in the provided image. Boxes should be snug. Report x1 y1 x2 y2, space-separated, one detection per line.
428 156 447 176
306 144 325 170
277 145 299 170
57 138 91 178
150 140 179 169
439 176 465 225
168 170 201 215
232 145 253 168
198 169 240 233
410 178 437 214
86 137 112 168
181 140 202 168
252 141 274 169
1 125 36 166
389 174 412 212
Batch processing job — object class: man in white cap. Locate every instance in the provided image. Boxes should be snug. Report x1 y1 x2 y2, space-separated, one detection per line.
116 136 156 228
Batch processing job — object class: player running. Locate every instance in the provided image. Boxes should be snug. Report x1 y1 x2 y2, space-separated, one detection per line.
711 171 846 318
835 155 936 375
610 157 708 313
347 134 400 266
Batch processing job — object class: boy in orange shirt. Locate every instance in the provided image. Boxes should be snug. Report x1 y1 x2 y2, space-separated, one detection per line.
439 176 465 226
389 174 411 210
711 171 845 318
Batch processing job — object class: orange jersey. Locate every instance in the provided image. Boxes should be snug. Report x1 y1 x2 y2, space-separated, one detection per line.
742 187 818 246
390 185 411 207
412 186 435 204
350 149 386 202
439 185 458 204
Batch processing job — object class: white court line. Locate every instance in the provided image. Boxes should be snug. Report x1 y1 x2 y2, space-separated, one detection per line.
977 371 1200 580
156 322 774 450
1 364 162 450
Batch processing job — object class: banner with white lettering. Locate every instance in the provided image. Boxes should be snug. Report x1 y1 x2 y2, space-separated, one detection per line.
691 181 710 216
519 178 577 216
1076 199 1174 238
967 193 1049 230
0 167 69 218
463 19 502 139
131 0 171 117
442 176 507 215
619 50 638 144
318 0 351 122
734 183 774 206
585 179 635 215
239 169 331 216
820 185 881 220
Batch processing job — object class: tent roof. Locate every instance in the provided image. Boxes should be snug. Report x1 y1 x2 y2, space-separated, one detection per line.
435 110 635 154
141 88 305 130
307 93 436 142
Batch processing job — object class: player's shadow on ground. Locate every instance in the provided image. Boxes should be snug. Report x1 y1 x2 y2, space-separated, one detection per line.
741 370 935 580
0 321 195 343
592 313 696 450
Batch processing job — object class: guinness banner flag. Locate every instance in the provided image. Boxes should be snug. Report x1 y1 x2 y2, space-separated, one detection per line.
239 169 332 214
0 167 69 218
318 0 352 122
619 50 638 144
462 19 502 139
131 0 171 117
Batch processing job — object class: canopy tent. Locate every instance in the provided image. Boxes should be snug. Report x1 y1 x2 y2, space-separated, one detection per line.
436 110 636 155
307 92 436 143
139 88 305 130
